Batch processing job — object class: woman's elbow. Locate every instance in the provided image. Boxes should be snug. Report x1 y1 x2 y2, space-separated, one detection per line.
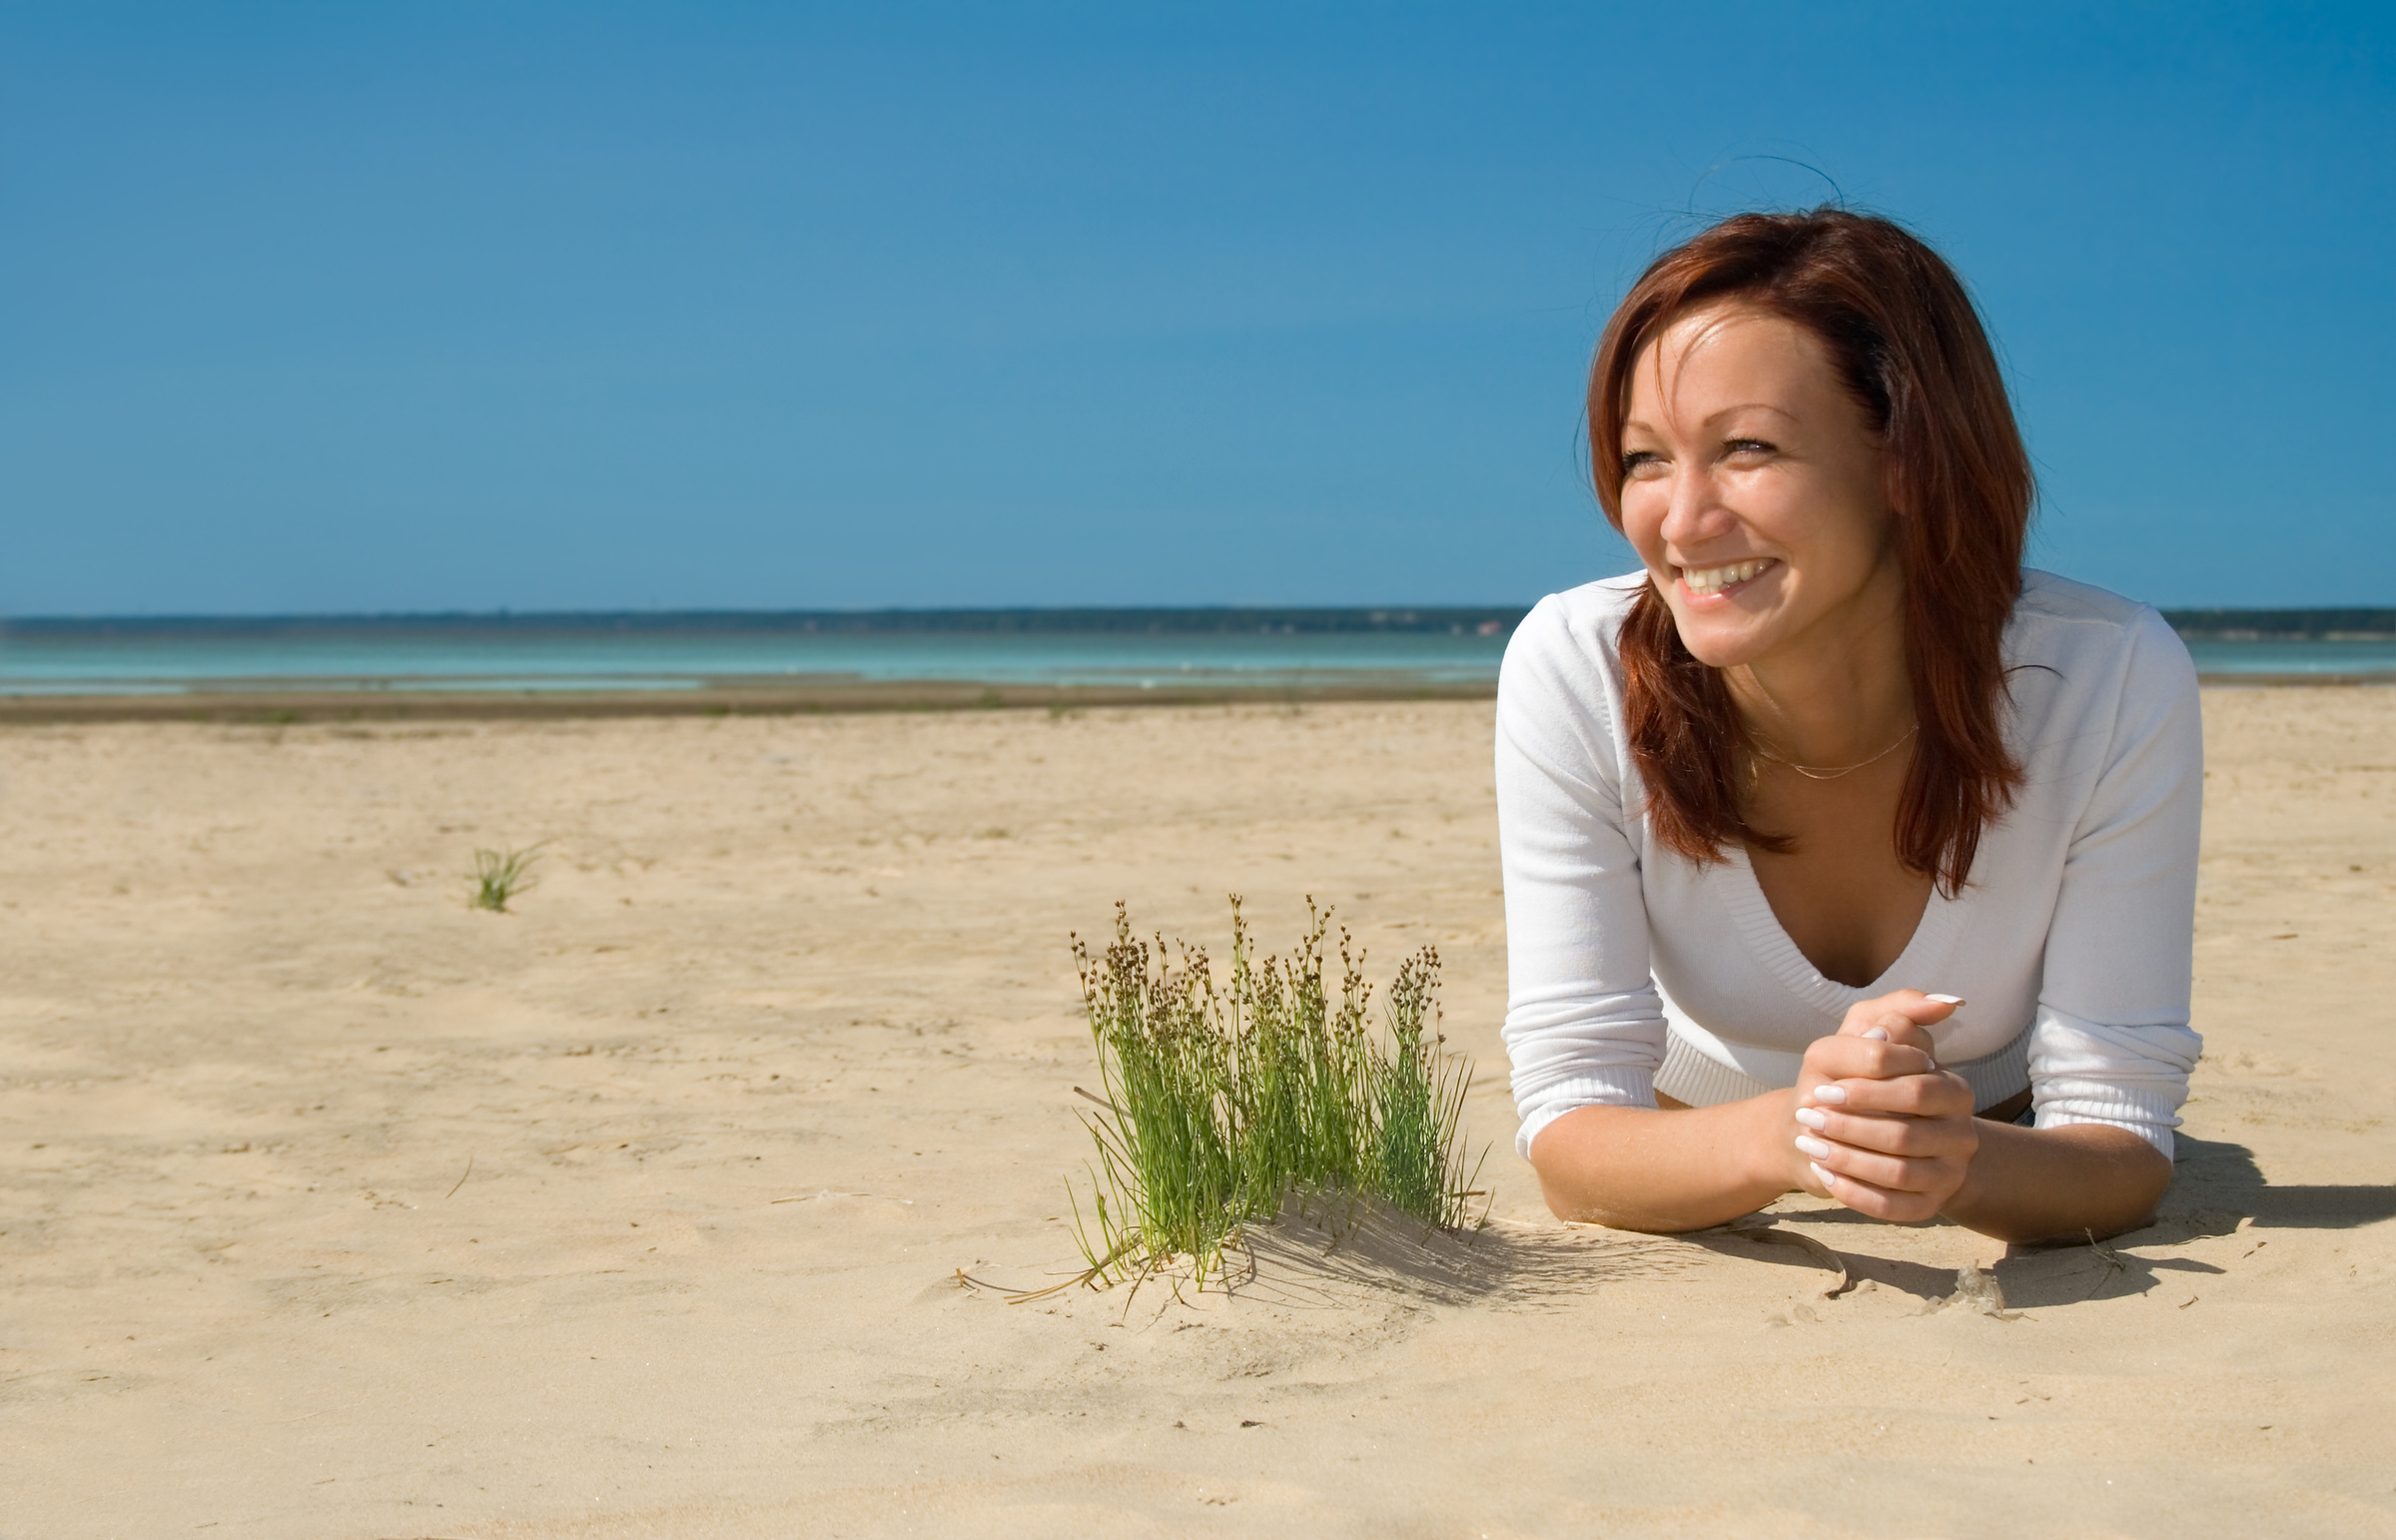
1535 1178 1700 1234
1966 1130 2174 1245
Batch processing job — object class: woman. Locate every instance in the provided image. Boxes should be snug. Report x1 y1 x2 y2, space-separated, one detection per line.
1499 209 2201 1243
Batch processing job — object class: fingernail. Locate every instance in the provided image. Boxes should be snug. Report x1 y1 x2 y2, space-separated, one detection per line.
1864 1026 1890 1041
1809 1161 1835 1189
1794 1107 1828 1130
1795 1134 1833 1158
1813 1085 1848 1104
1927 993 1966 1006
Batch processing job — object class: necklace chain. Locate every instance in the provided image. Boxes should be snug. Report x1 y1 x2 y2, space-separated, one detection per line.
1750 723 1919 781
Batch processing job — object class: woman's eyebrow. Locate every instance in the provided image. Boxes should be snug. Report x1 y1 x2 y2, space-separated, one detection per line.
1625 402 1801 437
1700 401 1801 425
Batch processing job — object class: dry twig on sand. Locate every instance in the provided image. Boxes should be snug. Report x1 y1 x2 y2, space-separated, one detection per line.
1718 1215 1854 1298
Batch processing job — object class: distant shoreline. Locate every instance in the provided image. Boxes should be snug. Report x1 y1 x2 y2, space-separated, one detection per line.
4 603 2391 641
0 670 2384 725
0 606 1528 639
4 605 2388 722
0 676 1498 725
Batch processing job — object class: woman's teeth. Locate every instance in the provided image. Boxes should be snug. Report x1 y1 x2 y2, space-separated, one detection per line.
1681 559 1771 596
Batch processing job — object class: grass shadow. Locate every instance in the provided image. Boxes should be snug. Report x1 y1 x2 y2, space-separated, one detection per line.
1224 1190 1690 1312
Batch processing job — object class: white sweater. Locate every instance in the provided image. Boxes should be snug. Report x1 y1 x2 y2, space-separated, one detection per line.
1496 569 2203 1160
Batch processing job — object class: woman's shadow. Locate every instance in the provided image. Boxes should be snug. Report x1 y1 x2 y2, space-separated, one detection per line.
1980 1137 2392 1306
1220 1141 2394 1313
2161 1135 2396 1228
1999 1136 2394 1306
1692 1137 2395 1310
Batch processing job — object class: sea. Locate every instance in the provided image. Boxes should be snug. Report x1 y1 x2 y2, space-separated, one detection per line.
0 611 1517 696
0 611 2389 696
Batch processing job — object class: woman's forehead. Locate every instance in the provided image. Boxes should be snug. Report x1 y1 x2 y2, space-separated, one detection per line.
1629 304 1836 420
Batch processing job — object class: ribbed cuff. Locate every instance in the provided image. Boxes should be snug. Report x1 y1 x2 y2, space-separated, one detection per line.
2023 1013 2197 1159
2035 1080 2180 1158
1514 1067 1657 1158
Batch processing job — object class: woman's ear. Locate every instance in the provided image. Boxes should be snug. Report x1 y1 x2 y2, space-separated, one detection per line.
1880 451 1906 519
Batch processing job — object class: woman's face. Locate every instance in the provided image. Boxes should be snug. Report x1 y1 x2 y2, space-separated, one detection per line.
1618 302 1900 672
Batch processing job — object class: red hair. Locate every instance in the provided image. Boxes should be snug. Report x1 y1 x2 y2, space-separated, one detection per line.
1586 209 2030 894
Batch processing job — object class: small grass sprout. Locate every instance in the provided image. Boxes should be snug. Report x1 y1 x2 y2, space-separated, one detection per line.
1061 896 1486 1297
468 843 545 913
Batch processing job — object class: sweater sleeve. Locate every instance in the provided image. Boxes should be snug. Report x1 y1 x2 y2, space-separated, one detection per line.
1495 594 1668 1159
2026 608 2205 1157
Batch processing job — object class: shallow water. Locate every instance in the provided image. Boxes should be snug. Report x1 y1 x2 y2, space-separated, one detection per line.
0 617 2387 695
2180 637 2396 676
0 626 1512 695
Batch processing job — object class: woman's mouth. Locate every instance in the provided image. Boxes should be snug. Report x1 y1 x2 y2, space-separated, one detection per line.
1677 558 1776 597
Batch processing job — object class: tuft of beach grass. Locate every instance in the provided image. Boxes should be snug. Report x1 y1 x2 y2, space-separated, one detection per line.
468 843 544 913
1063 896 1485 1295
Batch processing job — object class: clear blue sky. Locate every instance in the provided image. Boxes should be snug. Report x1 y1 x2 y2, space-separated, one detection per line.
3 2 2390 615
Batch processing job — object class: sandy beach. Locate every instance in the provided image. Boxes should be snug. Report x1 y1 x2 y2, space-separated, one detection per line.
3 690 2391 1538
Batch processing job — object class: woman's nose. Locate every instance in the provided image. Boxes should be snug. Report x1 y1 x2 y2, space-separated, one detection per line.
1658 467 1735 549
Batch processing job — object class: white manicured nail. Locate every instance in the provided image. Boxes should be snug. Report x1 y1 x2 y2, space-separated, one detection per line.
1794 1107 1828 1130
1810 1161 1835 1189
1813 1085 1848 1104
1795 1134 1833 1158
1864 1027 1891 1041
1927 994 1966 1006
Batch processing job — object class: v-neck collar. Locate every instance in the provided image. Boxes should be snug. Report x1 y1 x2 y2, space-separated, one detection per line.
1714 843 1961 1011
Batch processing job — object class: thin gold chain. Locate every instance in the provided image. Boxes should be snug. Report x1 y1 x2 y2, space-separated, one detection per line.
1750 723 1919 781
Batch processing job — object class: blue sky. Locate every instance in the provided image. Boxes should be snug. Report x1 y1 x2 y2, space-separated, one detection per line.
3 2 2390 614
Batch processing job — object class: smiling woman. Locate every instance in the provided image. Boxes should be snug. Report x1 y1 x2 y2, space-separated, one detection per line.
1499 209 2202 1243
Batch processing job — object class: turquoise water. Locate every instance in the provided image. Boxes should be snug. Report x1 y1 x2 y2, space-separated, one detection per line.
0 627 1514 695
2181 638 2396 676
0 622 2387 696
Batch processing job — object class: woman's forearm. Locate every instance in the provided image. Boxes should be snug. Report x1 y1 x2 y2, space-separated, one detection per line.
1529 1095 1799 1233
1531 1099 2173 1243
1941 1121 2173 1243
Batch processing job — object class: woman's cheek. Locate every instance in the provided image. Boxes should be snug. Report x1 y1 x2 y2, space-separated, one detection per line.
1619 493 1669 565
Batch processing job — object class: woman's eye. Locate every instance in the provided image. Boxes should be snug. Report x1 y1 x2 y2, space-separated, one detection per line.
1725 438 1777 457
1621 450 1665 479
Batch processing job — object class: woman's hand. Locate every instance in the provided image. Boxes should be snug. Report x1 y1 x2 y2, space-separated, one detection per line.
1789 991 1978 1222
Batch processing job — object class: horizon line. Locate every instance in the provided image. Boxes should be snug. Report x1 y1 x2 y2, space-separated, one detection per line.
2 602 2393 640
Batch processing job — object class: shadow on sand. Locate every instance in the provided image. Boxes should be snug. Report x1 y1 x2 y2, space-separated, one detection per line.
1224 1191 1690 1311
2161 1136 2396 1229
1670 1136 2396 1310
1991 1136 2396 1306
1001 1140 2390 1316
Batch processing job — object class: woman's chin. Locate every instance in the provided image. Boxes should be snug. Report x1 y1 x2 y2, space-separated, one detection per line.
1678 639 1760 670
1668 615 1773 670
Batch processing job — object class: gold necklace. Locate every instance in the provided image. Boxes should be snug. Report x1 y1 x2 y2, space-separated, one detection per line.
1750 723 1919 781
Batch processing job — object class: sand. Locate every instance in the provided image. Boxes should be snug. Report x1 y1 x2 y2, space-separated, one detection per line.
2 691 2391 1538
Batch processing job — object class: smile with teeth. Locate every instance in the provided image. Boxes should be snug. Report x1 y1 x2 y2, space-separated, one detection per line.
1679 558 1775 596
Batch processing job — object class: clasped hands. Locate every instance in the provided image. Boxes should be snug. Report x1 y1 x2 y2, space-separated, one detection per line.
1784 991 1979 1222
